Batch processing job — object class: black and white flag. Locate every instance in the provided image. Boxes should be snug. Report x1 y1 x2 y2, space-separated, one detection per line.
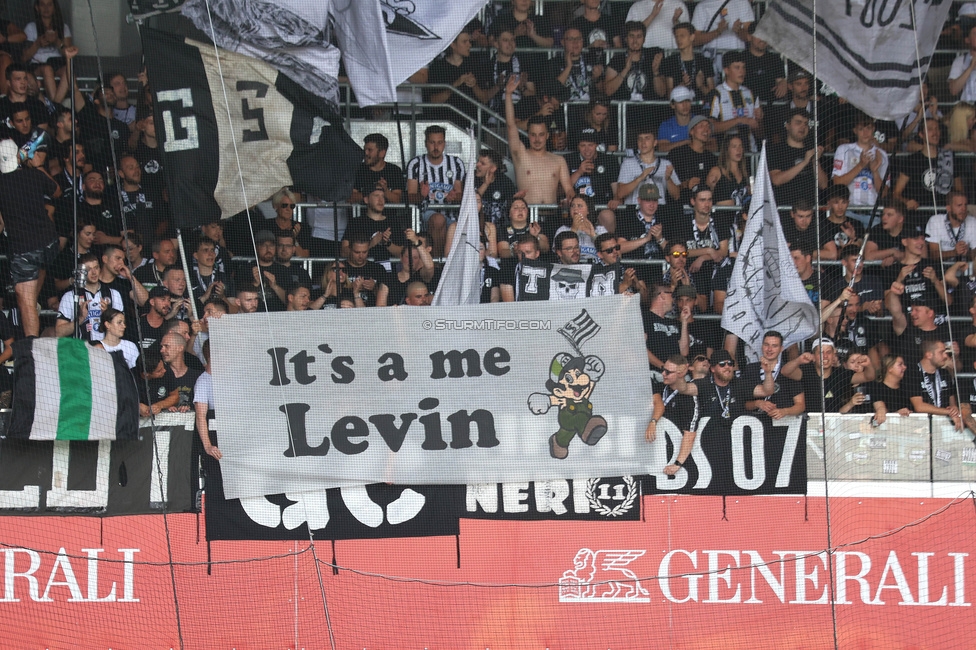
721 144 818 362
180 0 488 108
756 0 952 120
141 27 361 227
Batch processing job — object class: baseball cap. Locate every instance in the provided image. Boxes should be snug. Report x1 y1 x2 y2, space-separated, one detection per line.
638 183 661 201
578 128 599 143
0 139 19 174
903 223 926 238
711 350 735 365
369 183 386 195
687 115 710 131
255 230 276 245
910 297 936 310
810 337 835 351
149 286 170 299
675 284 697 299
788 69 813 83
670 86 695 103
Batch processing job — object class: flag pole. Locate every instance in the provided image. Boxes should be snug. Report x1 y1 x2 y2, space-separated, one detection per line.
176 228 199 321
846 161 893 292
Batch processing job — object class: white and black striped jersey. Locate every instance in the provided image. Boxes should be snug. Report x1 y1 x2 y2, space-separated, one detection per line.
407 154 466 204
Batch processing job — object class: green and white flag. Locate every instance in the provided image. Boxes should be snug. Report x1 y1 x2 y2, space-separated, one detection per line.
6 338 140 441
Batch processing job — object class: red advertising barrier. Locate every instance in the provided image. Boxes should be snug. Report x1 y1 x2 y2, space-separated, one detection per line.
2 495 973 649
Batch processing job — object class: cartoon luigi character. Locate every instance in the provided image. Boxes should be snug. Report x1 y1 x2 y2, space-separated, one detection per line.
527 352 607 459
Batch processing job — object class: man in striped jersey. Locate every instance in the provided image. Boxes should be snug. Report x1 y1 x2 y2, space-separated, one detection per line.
406 125 465 257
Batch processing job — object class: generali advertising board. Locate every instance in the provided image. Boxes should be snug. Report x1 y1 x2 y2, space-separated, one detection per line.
1 494 973 649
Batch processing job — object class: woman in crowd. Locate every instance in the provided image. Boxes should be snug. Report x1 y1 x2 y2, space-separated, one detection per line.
97 307 140 370
865 355 914 423
554 195 606 263
706 134 752 210
21 0 72 103
498 197 548 258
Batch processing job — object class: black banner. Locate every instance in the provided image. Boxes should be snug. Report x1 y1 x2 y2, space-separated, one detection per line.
641 414 808 495
0 427 195 515
462 476 641 521
203 456 462 541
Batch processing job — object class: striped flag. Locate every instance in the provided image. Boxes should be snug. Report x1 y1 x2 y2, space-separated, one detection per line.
558 309 602 354
6 338 140 441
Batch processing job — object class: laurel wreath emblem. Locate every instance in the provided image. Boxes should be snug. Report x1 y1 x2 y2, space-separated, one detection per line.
586 475 637 517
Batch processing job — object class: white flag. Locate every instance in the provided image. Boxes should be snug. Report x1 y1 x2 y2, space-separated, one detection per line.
432 131 482 306
181 0 487 109
756 0 952 121
334 0 488 107
720 143 819 362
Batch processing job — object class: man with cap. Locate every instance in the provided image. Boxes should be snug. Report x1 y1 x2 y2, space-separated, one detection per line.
667 115 717 205
669 349 741 421
675 282 721 360
0 138 60 338
617 127 680 207
884 223 948 312
657 86 696 153
233 230 288 312
341 182 407 261
781 337 875 413
765 69 817 147
887 292 952 365
565 128 620 227
611 183 664 285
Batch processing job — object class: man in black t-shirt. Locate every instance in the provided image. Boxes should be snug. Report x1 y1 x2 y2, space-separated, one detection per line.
904 339 961 430
735 331 806 418
643 283 680 371
769 108 827 208
345 237 390 307
0 139 60 337
0 64 50 130
565 128 620 214
781 338 874 412
864 201 908 264
145 331 203 416
667 115 716 204
658 354 698 476
341 184 407 262
56 169 124 248
887 296 952 363
350 133 405 205
670 349 742 422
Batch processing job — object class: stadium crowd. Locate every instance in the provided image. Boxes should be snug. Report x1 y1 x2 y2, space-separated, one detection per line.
3 0 976 460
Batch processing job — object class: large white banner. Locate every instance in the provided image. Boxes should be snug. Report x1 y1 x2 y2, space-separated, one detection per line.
210 296 654 499
756 0 952 121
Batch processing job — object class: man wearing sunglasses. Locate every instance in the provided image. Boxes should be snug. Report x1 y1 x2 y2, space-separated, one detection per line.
591 232 645 299
667 349 741 421
655 354 698 476
644 283 681 372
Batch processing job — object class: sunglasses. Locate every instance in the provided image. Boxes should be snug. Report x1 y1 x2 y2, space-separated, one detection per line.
670 251 688 257
715 360 735 368
661 368 678 375
279 203 295 209
694 355 709 363
601 245 621 253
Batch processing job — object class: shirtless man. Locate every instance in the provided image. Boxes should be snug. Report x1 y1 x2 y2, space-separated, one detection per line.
506 74 574 207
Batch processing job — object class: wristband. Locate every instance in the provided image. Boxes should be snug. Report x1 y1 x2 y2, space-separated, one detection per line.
674 459 684 467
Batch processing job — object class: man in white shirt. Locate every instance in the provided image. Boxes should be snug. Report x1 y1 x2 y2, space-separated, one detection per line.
949 23 976 101
626 0 689 49
691 0 753 83
925 191 976 261
832 111 889 209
